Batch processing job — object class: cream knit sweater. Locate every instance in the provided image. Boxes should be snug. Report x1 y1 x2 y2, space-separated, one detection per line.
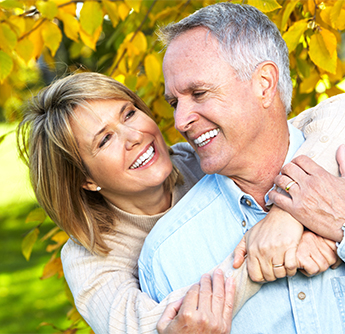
62 94 345 334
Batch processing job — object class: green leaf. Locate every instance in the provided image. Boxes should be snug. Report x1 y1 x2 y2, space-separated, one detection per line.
247 0 281 13
25 207 47 224
79 1 103 36
0 23 17 53
36 0 58 20
283 19 308 53
0 50 13 83
22 228 39 261
0 0 24 10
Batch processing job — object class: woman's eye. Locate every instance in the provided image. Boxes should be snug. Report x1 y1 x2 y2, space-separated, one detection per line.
125 110 136 120
99 134 111 148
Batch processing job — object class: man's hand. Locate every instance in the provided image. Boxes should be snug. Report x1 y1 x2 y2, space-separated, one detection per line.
269 145 345 243
157 270 235 334
296 231 340 276
233 206 303 282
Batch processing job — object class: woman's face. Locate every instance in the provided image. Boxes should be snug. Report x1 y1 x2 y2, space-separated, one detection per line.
70 99 173 206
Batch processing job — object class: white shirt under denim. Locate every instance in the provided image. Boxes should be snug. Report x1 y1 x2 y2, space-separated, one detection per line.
139 124 345 334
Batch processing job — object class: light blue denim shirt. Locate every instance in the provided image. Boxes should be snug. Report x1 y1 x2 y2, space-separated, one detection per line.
139 123 345 334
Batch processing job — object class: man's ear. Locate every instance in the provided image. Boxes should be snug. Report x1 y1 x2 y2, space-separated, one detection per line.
253 61 279 109
82 177 99 192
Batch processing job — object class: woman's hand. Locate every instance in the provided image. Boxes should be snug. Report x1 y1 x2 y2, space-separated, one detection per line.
157 269 235 334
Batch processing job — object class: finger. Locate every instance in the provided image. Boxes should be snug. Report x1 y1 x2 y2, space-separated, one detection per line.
284 247 298 277
274 174 299 196
247 255 265 282
314 239 337 268
180 283 199 314
268 189 293 211
271 255 287 279
211 269 225 316
289 155 322 175
198 274 212 313
297 253 319 277
157 298 184 332
336 144 345 177
223 277 236 325
331 256 343 269
233 237 247 269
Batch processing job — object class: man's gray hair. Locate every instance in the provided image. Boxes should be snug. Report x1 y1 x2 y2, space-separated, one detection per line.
158 2 292 113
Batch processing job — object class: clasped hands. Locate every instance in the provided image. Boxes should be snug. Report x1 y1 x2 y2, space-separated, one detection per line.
233 145 345 282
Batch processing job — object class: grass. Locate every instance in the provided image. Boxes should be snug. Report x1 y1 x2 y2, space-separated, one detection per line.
0 123 89 333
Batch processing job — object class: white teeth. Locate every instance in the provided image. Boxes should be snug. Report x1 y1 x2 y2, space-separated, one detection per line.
194 129 220 147
130 145 155 169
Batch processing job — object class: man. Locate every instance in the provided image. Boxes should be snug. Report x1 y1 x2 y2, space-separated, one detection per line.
139 3 345 333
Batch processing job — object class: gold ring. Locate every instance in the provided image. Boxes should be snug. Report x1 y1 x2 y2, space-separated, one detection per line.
273 264 284 268
285 181 297 193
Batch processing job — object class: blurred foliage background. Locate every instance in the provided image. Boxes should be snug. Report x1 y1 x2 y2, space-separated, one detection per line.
1 0 345 332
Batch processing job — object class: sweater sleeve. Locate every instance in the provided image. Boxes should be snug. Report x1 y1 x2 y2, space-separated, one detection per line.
62 239 259 334
289 93 345 177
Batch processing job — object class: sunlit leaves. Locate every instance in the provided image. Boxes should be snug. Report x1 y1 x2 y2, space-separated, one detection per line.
283 19 308 53
41 21 62 57
41 255 64 279
309 30 337 74
247 0 281 13
0 23 17 53
79 1 103 36
36 0 58 20
0 51 13 83
145 54 161 82
22 228 40 261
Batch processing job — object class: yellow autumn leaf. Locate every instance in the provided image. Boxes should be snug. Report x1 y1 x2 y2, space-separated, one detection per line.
7 16 25 37
283 19 308 53
41 21 62 57
281 0 299 30
145 54 161 83
247 0 281 13
118 2 130 21
79 25 102 51
36 0 58 20
331 8 345 30
0 23 17 53
319 28 337 57
153 96 174 118
22 228 39 261
309 32 337 74
25 207 47 224
307 0 315 15
41 257 63 279
79 1 103 36
0 0 24 10
299 71 320 94
54 0 76 15
320 6 332 26
125 31 147 56
28 20 45 60
103 0 119 27
125 0 141 13
15 38 34 64
330 0 344 22
57 10 79 42
51 230 69 244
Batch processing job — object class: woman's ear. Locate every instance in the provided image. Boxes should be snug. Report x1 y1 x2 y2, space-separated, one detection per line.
253 61 279 109
82 178 99 192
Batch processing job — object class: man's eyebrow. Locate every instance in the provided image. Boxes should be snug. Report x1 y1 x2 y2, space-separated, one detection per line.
91 101 131 146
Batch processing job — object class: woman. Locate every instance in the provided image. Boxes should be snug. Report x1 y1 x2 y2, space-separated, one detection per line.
18 72 247 333
18 72 342 333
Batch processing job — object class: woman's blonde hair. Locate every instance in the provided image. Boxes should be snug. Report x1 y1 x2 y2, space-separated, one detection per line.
17 72 182 256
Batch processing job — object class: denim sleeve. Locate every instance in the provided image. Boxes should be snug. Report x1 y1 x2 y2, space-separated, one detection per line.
337 225 345 262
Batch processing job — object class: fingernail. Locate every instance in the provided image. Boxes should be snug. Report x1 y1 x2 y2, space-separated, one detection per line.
215 269 223 275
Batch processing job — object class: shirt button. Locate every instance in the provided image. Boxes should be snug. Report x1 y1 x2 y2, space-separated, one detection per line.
245 199 252 207
320 135 329 143
241 220 246 227
307 151 315 158
298 292 306 300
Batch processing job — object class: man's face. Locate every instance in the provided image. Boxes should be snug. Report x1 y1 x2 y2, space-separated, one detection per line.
163 27 266 177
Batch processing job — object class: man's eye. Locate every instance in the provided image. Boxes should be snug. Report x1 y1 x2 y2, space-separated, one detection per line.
169 101 177 109
99 134 111 148
193 91 206 98
125 110 136 120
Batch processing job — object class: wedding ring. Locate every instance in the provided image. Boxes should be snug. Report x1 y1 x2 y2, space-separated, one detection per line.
273 264 284 268
285 181 297 193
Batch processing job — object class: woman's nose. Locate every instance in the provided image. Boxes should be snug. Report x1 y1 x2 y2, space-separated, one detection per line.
123 126 144 150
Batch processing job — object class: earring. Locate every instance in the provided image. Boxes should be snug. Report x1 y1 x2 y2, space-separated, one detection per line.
96 186 101 191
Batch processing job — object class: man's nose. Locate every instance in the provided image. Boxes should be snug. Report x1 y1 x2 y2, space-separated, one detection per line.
174 102 198 134
123 125 144 150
